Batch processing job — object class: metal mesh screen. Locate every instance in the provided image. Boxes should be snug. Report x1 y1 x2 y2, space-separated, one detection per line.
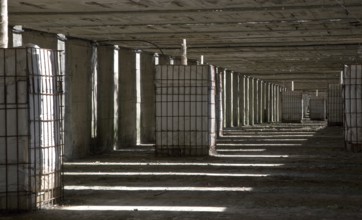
0 48 64 211
281 91 303 123
328 84 343 126
155 65 216 156
343 64 362 152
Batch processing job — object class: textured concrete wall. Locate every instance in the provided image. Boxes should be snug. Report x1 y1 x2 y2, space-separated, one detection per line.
141 52 156 144
118 48 137 147
22 30 57 50
64 39 92 160
97 45 115 152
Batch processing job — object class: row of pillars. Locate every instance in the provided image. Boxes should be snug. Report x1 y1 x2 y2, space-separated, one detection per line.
219 70 283 129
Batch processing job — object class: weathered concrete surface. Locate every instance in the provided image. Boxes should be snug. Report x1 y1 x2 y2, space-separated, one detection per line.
9 1 360 91
96 45 115 153
140 51 156 144
64 39 92 160
118 48 137 148
232 72 239 127
225 71 232 128
22 29 57 49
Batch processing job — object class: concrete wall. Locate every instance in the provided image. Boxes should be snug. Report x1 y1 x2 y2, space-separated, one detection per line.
141 52 156 144
22 30 57 50
97 45 115 152
118 48 137 147
64 39 93 160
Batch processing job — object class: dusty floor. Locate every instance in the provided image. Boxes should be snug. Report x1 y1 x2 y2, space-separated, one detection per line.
2 121 362 220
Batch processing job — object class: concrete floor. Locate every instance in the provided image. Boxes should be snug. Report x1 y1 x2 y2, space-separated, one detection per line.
2 121 362 220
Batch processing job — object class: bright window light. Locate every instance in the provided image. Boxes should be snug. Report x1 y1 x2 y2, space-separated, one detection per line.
64 162 283 167
64 185 253 192
63 172 269 177
220 135 314 138
55 205 226 212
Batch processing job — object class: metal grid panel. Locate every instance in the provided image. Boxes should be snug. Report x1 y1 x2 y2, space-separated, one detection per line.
310 97 326 120
328 84 343 126
0 48 63 211
343 64 362 152
281 91 303 123
155 65 216 156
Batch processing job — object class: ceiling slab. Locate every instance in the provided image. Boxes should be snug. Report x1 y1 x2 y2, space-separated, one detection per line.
8 0 362 91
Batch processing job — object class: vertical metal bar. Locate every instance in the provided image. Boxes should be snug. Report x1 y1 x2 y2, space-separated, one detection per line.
3 48 8 210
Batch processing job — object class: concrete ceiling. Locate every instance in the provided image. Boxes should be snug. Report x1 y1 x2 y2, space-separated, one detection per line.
8 0 362 91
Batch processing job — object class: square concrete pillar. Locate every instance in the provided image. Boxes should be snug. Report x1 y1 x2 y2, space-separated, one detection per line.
97 45 116 152
245 76 250 125
249 78 255 125
118 48 137 147
64 39 93 160
239 75 246 126
225 71 232 128
141 52 156 144
255 79 260 124
266 83 272 123
232 72 239 127
259 80 264 123
222 70 227 128
216 68 224 137
263 82 268 122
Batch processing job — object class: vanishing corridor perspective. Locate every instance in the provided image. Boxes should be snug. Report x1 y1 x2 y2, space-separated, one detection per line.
1 0 362 219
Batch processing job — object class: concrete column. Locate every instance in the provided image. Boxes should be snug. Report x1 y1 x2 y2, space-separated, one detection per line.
271 84 276 122
232 72 239 127
274 85 278 122
222 70 227 128
216 68 224 137
11 25 22 47
276 85 281 122
97 45 116 153
0 0 8 48
255 79 260 124
259 80 263 123
141 52 156 144
245 76 250 125
64 39 93 160
267 83 271 122
225 71 232 127
22 30 57 50
118 48 137 147
249 78 255 125
239 75 246 126
262 82 267 122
